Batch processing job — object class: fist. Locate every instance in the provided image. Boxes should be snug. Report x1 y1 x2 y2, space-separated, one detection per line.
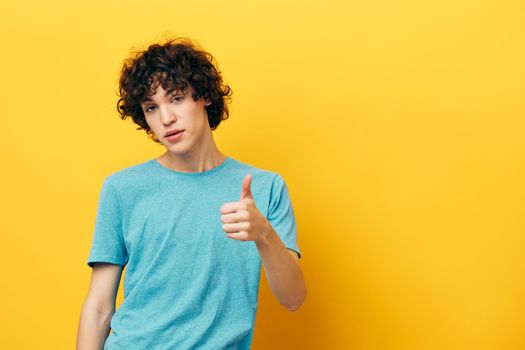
220 174 270 242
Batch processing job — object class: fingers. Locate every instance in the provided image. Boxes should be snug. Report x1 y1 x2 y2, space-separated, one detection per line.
221 211 249 223
222 221 250 233
225 232 250 241
240 174 253 200
220 200 250 214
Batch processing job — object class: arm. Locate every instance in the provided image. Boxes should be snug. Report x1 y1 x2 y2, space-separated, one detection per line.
76 263 123 350
255 223 307 311
221 174 307 311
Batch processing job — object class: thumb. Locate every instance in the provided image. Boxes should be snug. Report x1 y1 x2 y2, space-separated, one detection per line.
240 174 253 200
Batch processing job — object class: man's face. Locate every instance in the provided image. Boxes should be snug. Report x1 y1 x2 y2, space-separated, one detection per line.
140 83 211 155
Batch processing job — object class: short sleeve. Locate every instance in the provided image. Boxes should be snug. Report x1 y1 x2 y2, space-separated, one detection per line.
87 178 128 268
267 174 301 259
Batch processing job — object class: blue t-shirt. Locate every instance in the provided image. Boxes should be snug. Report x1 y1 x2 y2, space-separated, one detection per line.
87 156 301 349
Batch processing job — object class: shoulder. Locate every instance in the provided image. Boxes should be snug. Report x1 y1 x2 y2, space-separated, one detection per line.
101 159 153 192
227 157 283 184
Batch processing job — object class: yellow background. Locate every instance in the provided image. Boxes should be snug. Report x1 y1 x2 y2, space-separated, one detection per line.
1 0 524 349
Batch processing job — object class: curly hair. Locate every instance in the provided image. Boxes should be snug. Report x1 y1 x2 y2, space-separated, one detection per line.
116 37 233 143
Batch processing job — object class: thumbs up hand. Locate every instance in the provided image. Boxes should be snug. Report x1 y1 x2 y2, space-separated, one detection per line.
220 174 271 242
240 174 254 201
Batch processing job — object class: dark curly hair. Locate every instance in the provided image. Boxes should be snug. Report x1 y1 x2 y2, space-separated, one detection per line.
116 37 233 143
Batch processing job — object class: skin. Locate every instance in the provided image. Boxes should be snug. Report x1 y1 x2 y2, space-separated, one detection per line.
77 263 123 350
77 78 306 349
142 80 306 310
221 174 307 310
141 79 226 173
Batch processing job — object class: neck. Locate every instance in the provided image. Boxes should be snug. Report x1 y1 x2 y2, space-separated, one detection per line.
158 136 226 173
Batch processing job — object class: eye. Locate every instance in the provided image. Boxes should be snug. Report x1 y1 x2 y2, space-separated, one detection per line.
144 105 155 113
172 95 185 103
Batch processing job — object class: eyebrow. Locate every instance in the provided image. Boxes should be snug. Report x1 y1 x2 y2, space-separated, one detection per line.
142 87 186 103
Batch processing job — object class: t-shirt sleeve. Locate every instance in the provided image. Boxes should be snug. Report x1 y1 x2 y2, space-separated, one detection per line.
87 178 129 268
267 173 302 259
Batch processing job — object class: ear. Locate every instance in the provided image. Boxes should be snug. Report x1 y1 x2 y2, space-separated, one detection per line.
204 98 211 106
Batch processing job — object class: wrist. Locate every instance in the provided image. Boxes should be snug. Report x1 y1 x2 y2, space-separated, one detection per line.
255 220 272 246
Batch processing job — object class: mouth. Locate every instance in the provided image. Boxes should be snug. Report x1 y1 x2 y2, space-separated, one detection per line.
164 129 184 137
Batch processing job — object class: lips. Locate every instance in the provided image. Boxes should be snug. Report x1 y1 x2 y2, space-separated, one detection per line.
165 129 183 137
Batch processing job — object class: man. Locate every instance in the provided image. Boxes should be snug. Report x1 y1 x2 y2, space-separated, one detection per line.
76 37 306 349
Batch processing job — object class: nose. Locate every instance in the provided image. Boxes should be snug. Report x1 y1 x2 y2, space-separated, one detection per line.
159 104 177 125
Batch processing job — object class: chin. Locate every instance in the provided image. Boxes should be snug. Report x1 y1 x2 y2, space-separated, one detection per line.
165 143 190 155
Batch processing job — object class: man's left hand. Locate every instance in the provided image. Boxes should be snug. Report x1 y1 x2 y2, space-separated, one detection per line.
220 174 270 242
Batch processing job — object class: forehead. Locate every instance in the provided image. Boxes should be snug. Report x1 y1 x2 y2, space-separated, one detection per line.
141 76 192 103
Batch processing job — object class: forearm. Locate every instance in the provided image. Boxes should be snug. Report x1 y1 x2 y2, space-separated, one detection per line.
255 223 307 311
76 300 113 350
